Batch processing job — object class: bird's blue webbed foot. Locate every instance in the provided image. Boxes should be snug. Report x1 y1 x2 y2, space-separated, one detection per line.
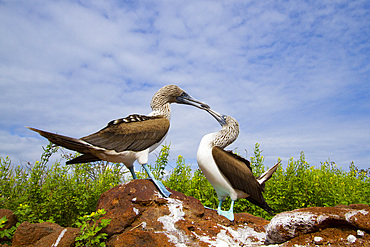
204 202 233 220
142 164 171 198
217 209 234 221
217 200 235 221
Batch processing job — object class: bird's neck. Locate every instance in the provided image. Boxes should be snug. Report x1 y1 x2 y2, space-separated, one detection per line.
149 103 171 119
211 126 239 149
150 93 171 120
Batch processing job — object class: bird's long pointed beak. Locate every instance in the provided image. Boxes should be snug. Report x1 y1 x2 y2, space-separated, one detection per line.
206 108 227 126
176 93 210 110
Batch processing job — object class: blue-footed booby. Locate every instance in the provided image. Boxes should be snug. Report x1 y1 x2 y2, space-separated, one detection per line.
28 85 209 197
197 109 280 220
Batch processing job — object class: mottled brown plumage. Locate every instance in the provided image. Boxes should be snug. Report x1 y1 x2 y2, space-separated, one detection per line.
212 146 272 213
82 115 170 152
27 85 209 194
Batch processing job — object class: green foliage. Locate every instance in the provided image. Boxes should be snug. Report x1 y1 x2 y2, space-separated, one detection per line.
0 216 17 243
0 143 126 227
0 156 28 211
149 144 170 179
1 141 369 232
74 209 111 247
250 143 265 177
135 144 170 180
164 155 191 192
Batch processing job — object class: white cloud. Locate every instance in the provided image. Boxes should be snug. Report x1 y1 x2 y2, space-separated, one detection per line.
0 0 369 171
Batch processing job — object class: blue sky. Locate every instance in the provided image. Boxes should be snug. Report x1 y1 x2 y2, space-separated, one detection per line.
0 0 369 171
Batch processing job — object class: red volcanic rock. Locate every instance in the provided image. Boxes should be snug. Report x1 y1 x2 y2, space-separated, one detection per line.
107 230 172 247
97 179 269 246
266 204 370 246
11 222 79 247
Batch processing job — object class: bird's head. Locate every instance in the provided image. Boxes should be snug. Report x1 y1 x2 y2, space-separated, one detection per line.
205 108 229 126
152 85 210 110
206 108 239 147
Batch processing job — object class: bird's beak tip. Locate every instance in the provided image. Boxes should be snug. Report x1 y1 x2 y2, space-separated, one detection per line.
176 94 210 110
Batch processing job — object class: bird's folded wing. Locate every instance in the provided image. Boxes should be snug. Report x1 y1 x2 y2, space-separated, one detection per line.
81 115 170 152
212 147 265 203
66 153 101 164
26 127 93 154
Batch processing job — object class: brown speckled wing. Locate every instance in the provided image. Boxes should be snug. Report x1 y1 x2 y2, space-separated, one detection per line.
212 146 274 214
27 127 93 154
81 115 170 152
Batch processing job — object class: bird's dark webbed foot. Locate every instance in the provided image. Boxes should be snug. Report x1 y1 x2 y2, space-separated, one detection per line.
142 164 171 197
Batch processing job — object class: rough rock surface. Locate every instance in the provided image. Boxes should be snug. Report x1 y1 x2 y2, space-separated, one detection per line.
266 204 370 246
11 222 79 247
97 179 269 246
2 180 369 246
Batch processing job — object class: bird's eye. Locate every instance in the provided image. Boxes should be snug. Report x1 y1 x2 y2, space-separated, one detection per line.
181 92 188 97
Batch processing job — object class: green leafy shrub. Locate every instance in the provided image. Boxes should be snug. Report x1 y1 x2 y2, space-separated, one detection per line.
0 142 369 231
0 143 127 227
150 143 170 179
0 216 17 244
74 209 111 247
